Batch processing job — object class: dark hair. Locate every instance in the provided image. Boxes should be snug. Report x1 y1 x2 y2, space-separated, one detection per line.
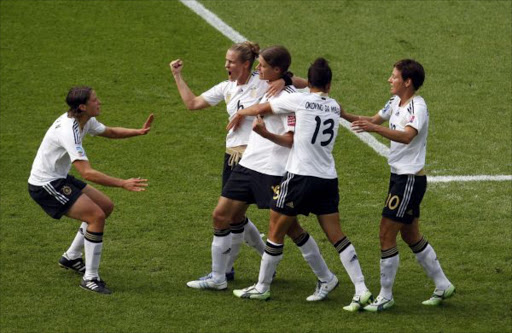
229 41 260 68
259 45 291 75
66 86 93 116
308 57 332 89
394 59 425 91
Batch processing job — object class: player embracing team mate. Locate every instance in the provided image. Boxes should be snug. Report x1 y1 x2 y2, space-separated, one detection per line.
169 42 297 280
188 46 338 302
343 59 455 311
28 86 153 294
229 58 373 311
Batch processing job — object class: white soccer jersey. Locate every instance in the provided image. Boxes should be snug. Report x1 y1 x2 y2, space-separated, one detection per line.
270 91 341 179
28 113 106 186
378 95 429 175
239 85 297 176
201 71 269 148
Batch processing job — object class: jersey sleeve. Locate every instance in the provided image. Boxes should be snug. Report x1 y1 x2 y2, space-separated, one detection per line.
86 117 106 136
269 92 301 115
405 102 428 132
378 96 396 120
200 81 228 106
60 124 88 162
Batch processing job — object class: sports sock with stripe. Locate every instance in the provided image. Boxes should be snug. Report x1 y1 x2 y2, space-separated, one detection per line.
411 238 451 290
243 217 265 255
255 240 283 293
295 232 333 283
211 229 231 282
335 237 368 295
379 246 399 300
83 229 103 280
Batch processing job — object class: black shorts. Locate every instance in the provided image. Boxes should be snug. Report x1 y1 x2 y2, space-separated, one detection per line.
28 174 87 219
222 165 282 209
222 153 234 189
271 172 339 217
382 173 427 224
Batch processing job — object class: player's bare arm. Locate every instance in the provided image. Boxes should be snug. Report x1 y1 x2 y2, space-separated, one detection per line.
352 120 417 144
73 160 148 191
99 114 154 138
226 102 272 131
169 59 210 110
252 116 293 148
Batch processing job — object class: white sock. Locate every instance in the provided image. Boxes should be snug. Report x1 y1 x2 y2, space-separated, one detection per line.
379 247 399 300
211 231 231 282
226 228 244 273
83 230 103 281
255 241 283 292
65 222 88 260
243 218 265 256
295 233 333 282
413 242 451 290
338 243 368 295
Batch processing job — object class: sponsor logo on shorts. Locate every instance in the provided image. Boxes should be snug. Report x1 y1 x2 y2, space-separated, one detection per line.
61 186 72 196
286 202 294 208
406 209 413 215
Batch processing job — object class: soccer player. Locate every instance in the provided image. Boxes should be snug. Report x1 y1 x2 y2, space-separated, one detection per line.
169 42 304 281
187 47 338 303
343 59 455 311
229 58 373 311
28 86 153 294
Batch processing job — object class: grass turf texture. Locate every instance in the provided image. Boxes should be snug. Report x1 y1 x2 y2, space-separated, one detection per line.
1 1 510 332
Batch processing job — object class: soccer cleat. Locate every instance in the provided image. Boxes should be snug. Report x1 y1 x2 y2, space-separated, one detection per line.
422 284 456 306
343 289 374 312
306 275 339 301
198 268 235 282
233 285 270 300
80 278 112 294
58 255 85 275
187 276 227 290
225 268 235 281
363 295 395 312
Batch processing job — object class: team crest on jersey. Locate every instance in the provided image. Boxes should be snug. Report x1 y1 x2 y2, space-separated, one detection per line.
76 146 85 157
250 86 258 98
61 186 72 196
226 93 232 104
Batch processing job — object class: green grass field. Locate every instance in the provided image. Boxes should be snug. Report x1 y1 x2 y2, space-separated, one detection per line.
1 1 511 332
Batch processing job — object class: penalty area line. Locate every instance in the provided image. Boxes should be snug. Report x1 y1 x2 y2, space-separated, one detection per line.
180 0 512 184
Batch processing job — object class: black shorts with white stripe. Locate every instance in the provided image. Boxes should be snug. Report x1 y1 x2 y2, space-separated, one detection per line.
221 165 282 209
382 173 427 224
28 174 87 219
271 172 339 217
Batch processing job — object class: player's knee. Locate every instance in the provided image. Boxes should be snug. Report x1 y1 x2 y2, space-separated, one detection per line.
103 200 114 218
212 208 229 228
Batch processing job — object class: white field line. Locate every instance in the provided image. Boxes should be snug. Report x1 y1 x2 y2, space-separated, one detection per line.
180 0 511 183
179 0 246 42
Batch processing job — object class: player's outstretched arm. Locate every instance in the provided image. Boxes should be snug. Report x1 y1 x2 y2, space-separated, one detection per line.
73 160 148 191
99 114 154 139
351 119 417 144
226 103 272 131
169 59 210 110
341 109 384 124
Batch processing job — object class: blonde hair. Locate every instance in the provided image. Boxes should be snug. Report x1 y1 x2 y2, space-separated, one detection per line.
229 41 260 68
